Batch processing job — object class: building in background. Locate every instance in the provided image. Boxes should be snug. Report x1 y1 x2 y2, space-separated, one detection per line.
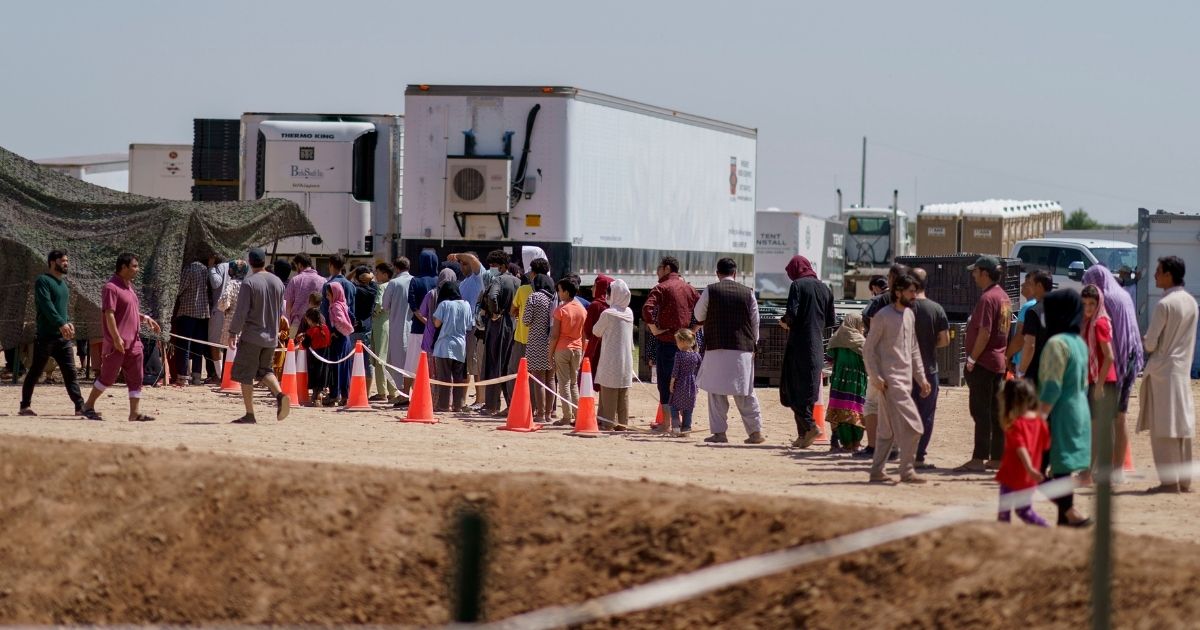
35 152 129 192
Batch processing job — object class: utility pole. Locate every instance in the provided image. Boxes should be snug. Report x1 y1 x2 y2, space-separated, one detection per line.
859 136 867 208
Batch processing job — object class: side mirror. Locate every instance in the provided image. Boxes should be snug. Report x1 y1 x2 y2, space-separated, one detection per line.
1067 260 1085 281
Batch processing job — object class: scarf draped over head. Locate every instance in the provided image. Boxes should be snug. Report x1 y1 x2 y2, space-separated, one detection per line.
1081 264 1145 379
438 267 456 288
827 312 866 353
786 255 818 281
438 279 462 303
522 246 549 274
440 260 464 281
1082 283 1112 382
326 282 354 336
1043 288 1083 338
532 273 555 296
608 279 631 311
592 274 613 308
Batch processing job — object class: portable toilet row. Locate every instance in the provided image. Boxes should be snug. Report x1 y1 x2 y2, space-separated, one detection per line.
916 200 1063 256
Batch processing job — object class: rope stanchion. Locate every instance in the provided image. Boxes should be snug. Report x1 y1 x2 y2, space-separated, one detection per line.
361 345 517 388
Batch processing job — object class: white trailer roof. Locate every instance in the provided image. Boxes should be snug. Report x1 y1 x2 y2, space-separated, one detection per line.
920 199 1062 217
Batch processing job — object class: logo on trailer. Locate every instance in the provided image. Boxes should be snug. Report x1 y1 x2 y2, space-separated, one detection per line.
729 157 738 195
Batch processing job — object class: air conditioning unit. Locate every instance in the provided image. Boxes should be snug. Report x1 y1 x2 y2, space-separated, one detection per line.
446 157 511 214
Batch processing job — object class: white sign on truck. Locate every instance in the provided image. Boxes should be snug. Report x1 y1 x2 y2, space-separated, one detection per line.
128 144 192 200
401 85 756 290
756 209 829 299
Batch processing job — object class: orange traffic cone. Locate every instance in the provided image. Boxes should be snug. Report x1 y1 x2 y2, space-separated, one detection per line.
570 358 602 437
1123 443 1136 472
219 346 241 394
280 339 299 408
402 351 438 424
813 402 830 444
295 344 310 406
652 403 665 429
498 357 540 432
341 341 371 411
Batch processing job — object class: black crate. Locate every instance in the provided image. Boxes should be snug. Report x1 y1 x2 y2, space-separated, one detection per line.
896 254 1021 318
936 322 969 386
193 119 240 149
191 184 239 202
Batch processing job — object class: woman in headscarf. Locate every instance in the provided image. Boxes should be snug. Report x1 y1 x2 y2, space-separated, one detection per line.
1037 288 1092 527
826 312 868 453
780 255 836 447
406 250 440 374
217 260 249 347
582 274 614 393
420 268 457 356
1081 264 1145 479
431 280 473 412
440 259 465 282
521 273 558 423
592 279 634 428
324 282 356 407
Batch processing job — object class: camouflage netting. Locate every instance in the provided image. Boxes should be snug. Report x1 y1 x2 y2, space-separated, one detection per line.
0 145 313 348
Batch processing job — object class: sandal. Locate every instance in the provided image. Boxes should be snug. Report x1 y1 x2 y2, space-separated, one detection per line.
129 414 155 422
80 408 103 421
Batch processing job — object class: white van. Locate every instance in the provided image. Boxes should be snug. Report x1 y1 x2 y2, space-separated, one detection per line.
1010 237 1137 289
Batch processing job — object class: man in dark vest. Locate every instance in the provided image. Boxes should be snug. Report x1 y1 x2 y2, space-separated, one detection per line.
695 258 765 444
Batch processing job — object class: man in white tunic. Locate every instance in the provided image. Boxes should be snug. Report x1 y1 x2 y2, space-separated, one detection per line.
1137 255 1198 493
381 256 413 402
862 275 932 483
695 258 765 444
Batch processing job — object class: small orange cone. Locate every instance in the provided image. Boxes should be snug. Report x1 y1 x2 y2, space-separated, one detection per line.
402 351 438 424
498 357 540 432
813 402 830 444
651 403 665 429
295 345 310 406
1123 443 1135 472
280 339 299 408
219 346 241 394
570 358 602 437
342 341 372 411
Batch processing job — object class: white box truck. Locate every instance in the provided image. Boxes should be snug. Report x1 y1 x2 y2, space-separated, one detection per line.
755 208 845 299
1136 209 1200 376
128 143 192 200
239 113 403 258
401 85 757 290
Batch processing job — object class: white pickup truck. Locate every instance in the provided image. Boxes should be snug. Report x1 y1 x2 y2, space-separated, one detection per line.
1010 237 1137 290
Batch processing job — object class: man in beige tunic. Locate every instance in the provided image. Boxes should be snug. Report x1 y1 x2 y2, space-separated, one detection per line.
1138 255 1198 493
863 275 933 484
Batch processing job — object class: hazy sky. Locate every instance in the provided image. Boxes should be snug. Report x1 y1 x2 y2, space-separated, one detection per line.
3 1 1196 224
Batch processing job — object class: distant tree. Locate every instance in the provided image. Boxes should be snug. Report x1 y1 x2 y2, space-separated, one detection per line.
1065 208 1101 230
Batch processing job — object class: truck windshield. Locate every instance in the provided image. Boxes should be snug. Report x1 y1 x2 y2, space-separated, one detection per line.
848 216 890 235
1090 247 1137 271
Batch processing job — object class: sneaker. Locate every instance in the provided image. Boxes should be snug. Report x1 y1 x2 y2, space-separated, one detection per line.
231 415 257 424
744 431 765 445
321 396 338 408
985 459 1001 471
704 432 729 444
276 393 291 422
853 446 876 459
18 407 37 417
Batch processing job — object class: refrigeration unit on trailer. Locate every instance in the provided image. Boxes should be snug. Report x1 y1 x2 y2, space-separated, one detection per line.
401 85 757 290
128 144 192 200
240 113 403 258
755 209 844 299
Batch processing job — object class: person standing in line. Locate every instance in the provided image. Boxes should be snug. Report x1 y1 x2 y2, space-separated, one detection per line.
863 275 932 484
780 255 835 448
592 279 634 429
1118 266 1137 304
1081 283 1118 486
958 256 1011 473
406 250 440 370
696 258 765 444
522 274 557 423
668 329 701 436
825 313 868 453
855 263 907 459
582 274 615 395
285 254 325 333
995 379 1051 527
1016 271 1053 380
1137 256 1198 493
510 258 545 400
549 278 586 426
431 280 473 413
483 251 520 414
1007 273 1038 375
323 282 356 407
641 256 700 426
217 260 249 347
350 265 378 391
382 256 413 405
1082 264 1145 482
371 262 399 401
227 248 288 424
295 307 331 404
18 250 85 417
457 253 485 405
320 254 357 338
1036 289 1093 526
174 257 213 385
909 268 950 469
206 254 230 381
81 253 161 421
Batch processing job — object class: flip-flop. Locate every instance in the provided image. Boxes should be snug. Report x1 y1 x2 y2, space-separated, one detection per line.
130 414 155 422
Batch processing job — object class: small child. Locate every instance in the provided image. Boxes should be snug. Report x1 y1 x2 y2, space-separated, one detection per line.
825 313 868 453
669 329 701 437
297 308 331 405
996 379 1051 526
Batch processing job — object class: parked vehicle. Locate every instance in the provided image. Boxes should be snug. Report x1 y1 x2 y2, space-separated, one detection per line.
843 206 909 268
755 208 844 298
400 85 756 290
1010 237 1136 290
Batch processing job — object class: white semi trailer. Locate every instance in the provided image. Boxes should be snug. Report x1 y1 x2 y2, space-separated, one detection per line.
239 113 403 258
755 208 845 299
128 143 192 200
400 85 757 290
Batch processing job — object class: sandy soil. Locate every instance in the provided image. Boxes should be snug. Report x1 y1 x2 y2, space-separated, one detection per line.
1 375 1197 544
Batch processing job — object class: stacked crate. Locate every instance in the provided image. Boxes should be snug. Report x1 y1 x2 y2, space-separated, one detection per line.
191 119 240 201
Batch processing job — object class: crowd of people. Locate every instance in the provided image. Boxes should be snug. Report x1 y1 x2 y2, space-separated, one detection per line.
10 245 1199 521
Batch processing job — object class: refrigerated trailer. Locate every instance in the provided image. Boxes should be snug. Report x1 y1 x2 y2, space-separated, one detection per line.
400 85 757 290
128 143 192 200
239 113 403 258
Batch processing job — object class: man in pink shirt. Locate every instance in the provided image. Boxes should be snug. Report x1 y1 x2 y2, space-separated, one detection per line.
285 253 325 333
550 278 586 425
81 253 161 422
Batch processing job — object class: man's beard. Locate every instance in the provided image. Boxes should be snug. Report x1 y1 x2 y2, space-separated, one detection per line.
55 262 68 274
898 295 914 307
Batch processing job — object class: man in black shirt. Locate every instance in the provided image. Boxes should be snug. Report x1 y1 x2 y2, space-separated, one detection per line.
909 269 950 468
1017 271 1053 382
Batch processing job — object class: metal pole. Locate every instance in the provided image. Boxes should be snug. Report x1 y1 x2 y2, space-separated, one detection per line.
1092 414 1114 630
836 189 843 221
892 189 899 261
859 136 867 208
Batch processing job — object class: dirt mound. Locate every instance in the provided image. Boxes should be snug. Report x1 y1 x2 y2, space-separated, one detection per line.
0 436 1198 628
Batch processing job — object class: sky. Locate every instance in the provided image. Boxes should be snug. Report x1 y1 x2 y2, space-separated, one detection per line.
2 0 1197 225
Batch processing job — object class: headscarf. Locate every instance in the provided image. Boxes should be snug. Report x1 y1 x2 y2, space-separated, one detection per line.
273 259 292 283
1081 264 1144 379
522 246 549 273
592 274 613 310
438 267 456 288
608 279 631 311
1043 288 1083 338
532 273 555 296
827 312 866 354
325 282 354 336
786 255 818 281
1082 284 1111 382
438 279 462 303
440 260 464 281
228 260 249 281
